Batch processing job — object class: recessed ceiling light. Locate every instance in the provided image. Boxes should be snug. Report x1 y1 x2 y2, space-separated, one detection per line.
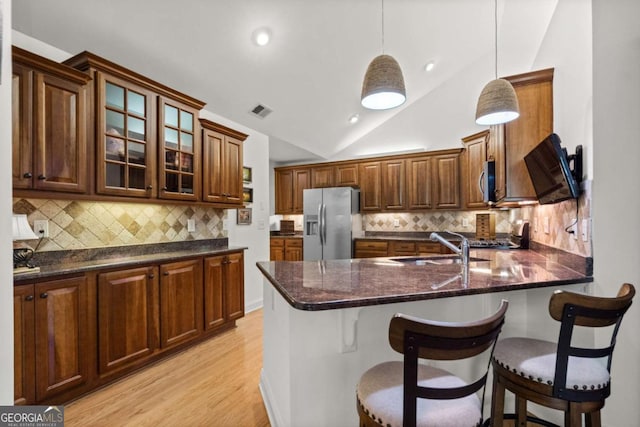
424 61 436 72
348 114 359 124
252 27 272 46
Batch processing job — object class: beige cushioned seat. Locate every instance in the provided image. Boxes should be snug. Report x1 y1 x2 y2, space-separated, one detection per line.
357 361 481 427
493 337 610 391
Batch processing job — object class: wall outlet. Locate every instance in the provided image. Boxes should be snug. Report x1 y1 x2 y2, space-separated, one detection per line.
187 219 196 232
543 217 550 234
393 219 400 228
33 220 49 238
462 218 469 228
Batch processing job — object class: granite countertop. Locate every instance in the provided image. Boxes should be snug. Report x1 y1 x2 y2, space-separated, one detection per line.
256 248 593 311
14 239 246 283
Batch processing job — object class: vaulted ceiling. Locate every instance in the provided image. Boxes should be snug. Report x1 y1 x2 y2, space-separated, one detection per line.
12 0 559 164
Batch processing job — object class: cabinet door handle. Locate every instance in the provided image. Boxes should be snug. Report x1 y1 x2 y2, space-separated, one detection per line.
23 172 33 178
25 295 34 301
40 292 48 299
37 174 47 180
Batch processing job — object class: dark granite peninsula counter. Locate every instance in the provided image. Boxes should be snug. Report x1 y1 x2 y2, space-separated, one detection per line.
257 247 592 427
256 248 592 311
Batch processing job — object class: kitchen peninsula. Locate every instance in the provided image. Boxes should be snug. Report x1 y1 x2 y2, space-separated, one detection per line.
256 247 592 427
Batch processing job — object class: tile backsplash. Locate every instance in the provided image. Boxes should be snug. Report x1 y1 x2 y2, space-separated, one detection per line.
13 198 226 251
363 211 511 233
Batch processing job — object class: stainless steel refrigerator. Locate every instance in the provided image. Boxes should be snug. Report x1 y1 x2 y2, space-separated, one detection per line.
303 187 362 260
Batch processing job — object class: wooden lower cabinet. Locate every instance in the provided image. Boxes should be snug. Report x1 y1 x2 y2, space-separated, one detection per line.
270 237 303 261
203 252 245 330
14 276 90 405
159 259 204 349
97 266 159 377
14 250 245 406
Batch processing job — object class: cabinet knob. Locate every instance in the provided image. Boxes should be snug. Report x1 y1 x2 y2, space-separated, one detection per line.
148 274 155 279
40 292 48 299
25 295 34 301
163 271 170 276
162 187 168 191
146 185 153 190
37 174 47 180
23 172 33 179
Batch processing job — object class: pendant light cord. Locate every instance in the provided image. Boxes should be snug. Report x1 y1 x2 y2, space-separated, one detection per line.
381 0 385 54
494 0 498 79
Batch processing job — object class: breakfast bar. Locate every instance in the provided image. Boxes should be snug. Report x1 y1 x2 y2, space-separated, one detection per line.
256 248 592 427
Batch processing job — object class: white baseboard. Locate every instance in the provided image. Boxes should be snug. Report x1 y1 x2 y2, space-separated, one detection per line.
259 369 282 427
245 298 263 314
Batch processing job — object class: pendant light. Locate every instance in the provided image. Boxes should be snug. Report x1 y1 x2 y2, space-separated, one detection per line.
361 0 406 110
475 0 519 125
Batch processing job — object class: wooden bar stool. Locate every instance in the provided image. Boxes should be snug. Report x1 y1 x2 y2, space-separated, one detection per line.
356 300 508 427
490 283 635 427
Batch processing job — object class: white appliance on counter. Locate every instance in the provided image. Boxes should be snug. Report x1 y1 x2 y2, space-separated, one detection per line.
303 187 361 260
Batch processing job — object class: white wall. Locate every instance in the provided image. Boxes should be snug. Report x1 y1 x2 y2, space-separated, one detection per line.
0 0 14 404
200 110 270 313
592 1 640 425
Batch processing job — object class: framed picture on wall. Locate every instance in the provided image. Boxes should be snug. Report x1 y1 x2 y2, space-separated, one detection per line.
237 208 252 225
243 166 252 183
242 187 253 203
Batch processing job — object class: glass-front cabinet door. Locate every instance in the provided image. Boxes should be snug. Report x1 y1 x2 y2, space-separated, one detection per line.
159 97 200 201
96 72 155 197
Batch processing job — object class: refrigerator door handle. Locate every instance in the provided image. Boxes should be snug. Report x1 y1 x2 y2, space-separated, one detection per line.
321 203 327 245
318 204 324 245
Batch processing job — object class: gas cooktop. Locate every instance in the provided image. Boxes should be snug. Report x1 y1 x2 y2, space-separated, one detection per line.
468 239 520 249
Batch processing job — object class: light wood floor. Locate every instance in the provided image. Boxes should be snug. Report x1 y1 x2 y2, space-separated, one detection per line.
65 309 269 427
65 308 532 426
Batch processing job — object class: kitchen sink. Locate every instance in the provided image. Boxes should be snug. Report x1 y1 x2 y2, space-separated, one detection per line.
389 256 488 265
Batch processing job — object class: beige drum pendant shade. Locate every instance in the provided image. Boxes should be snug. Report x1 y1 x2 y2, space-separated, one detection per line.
475 78 520 125
361 54 406 110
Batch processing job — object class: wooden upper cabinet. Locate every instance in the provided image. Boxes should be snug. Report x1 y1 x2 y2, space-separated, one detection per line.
293 169 311 213
359 161 383 211
498 68 554 203
311 165 335 188
12 47 91 193
95 71 157 197
406 156 433 210
64 51 206 200
462 130 490 209
382 159 406 210
335 163 359 187
274 167 309 214
201 119 247 206
275 169 294 214
433 153 461 209
159 98 201 201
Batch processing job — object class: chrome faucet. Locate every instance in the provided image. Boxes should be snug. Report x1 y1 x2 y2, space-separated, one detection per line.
429 230 470 266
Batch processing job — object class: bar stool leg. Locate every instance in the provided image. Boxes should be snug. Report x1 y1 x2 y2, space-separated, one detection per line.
586 410 601 427
515 396 527 426
490 372 505 427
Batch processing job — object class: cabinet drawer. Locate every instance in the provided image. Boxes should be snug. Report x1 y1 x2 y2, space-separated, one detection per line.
416 242 443 254
355 240 388 251
285 238 302 248
270 238 285 247
390 241 416 256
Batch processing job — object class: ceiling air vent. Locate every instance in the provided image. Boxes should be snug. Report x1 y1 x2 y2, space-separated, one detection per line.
250 103 273 119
